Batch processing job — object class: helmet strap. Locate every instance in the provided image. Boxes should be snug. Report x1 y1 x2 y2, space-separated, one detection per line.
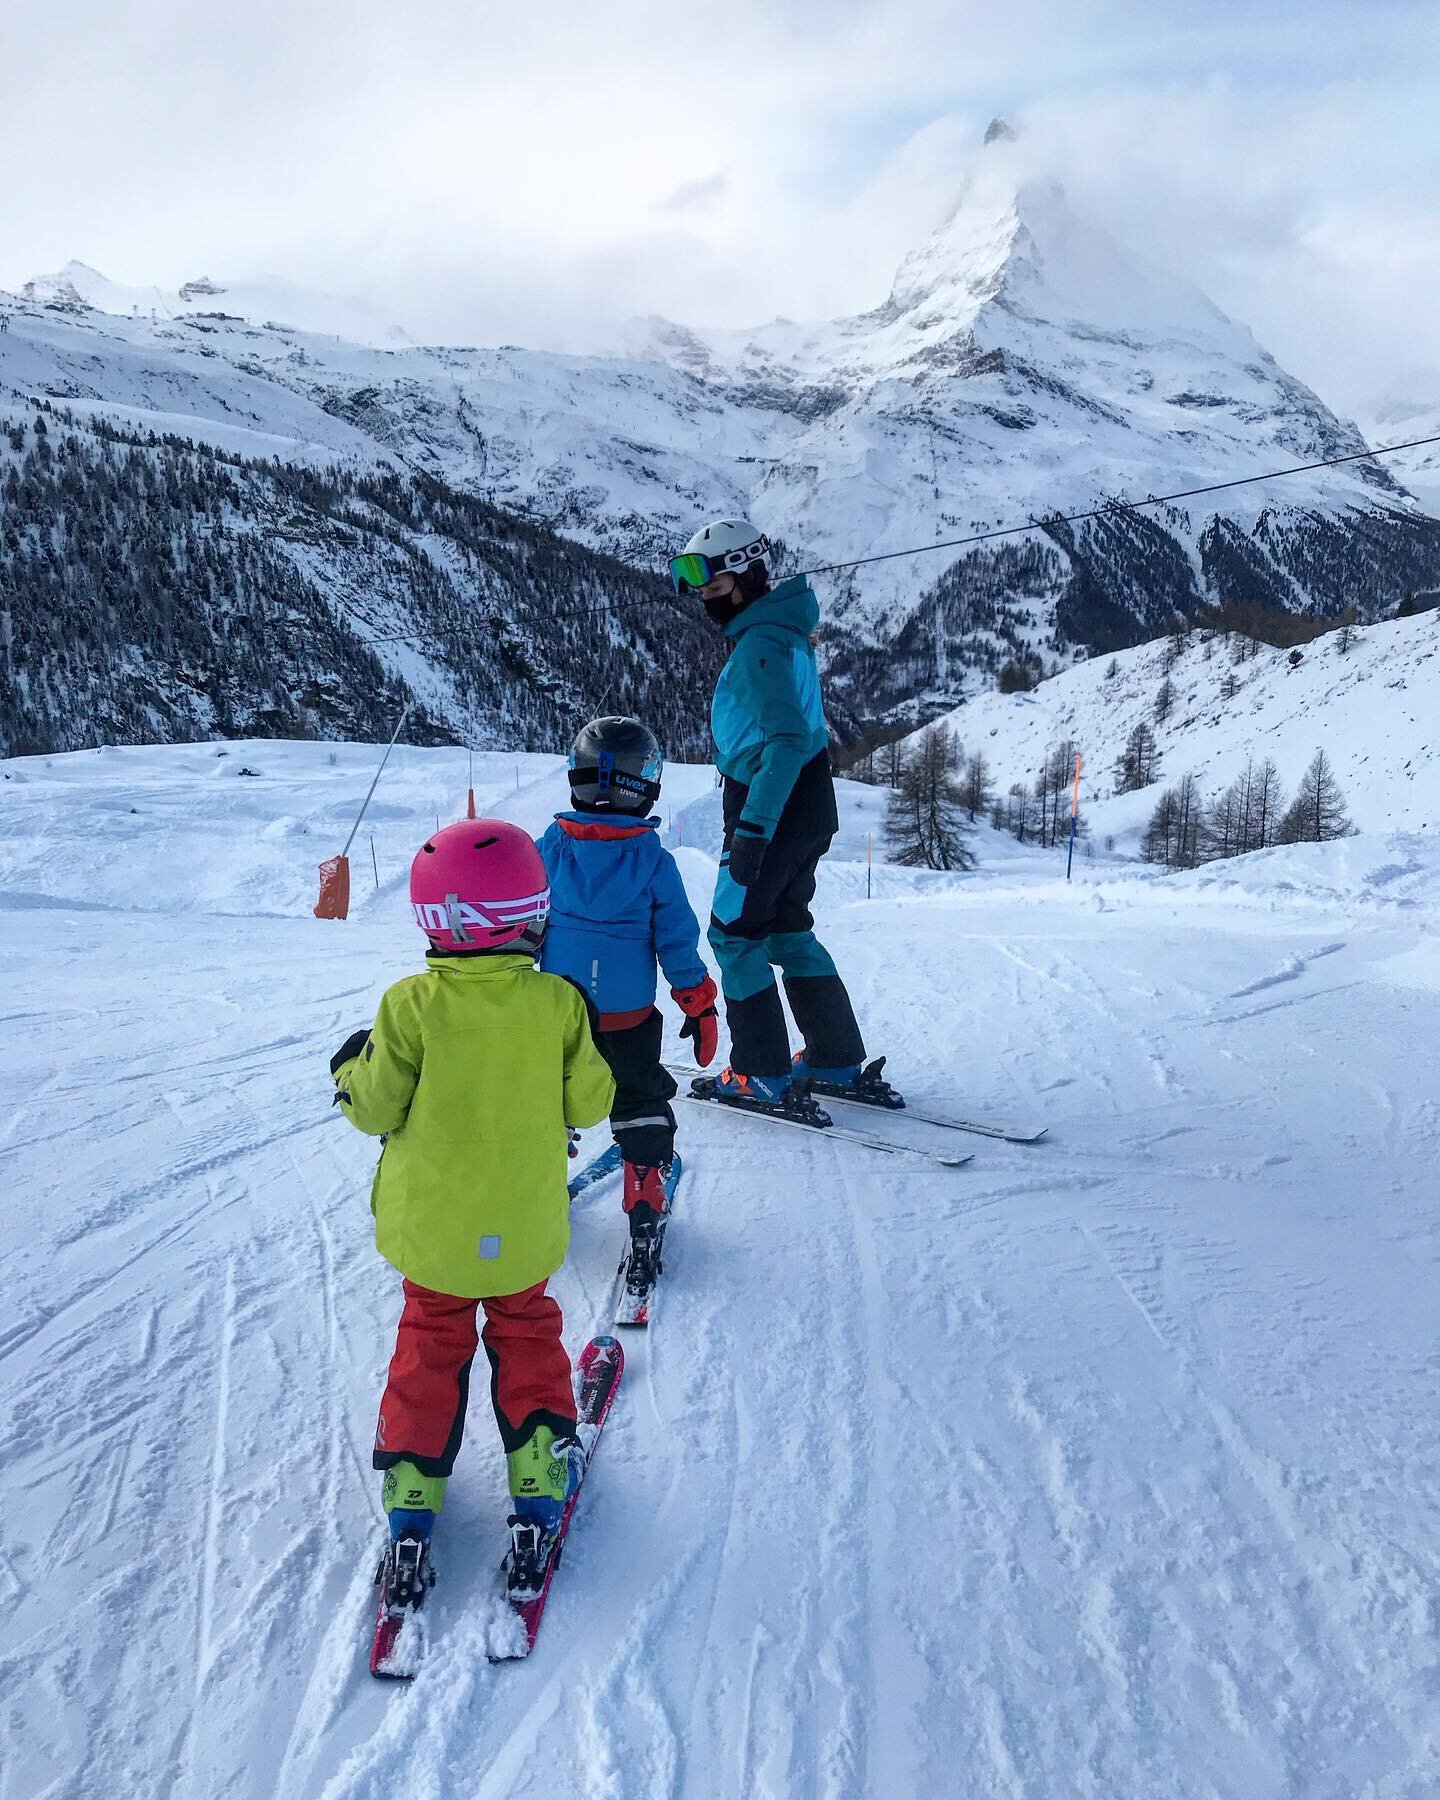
444 893 472 944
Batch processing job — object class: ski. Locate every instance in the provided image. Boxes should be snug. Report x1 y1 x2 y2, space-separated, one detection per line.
568 1140 623 1200
823 1092 1047 1144
669 1059 1043 1146
613 1156 683 1329
679 1086 972 1169
490 1334 624 1661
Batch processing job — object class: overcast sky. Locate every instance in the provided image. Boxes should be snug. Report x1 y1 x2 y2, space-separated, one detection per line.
2 0 1436 411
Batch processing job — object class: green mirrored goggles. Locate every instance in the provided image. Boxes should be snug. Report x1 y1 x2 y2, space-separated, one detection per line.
669 552 715 593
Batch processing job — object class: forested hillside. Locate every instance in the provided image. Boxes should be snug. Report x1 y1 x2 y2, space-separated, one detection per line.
0 405 721 756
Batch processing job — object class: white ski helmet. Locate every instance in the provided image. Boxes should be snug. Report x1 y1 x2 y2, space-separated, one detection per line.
670 519 774 594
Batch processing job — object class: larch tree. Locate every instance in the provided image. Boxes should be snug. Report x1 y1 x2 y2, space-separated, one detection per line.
1278 749 1355 844
883 725 977 872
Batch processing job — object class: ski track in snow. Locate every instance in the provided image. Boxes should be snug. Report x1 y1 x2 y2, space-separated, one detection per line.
2 744 1439 1798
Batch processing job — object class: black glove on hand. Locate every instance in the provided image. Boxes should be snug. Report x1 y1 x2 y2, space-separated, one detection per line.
726 826 769 888
329 1028 371 1076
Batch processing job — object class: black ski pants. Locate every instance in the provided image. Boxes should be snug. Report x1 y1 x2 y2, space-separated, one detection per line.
596 1007 677 1167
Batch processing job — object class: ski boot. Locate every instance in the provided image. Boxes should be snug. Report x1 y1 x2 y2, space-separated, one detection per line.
691 1066 832 1127
371 1460 444 1676
792 1052 905 1111
616 1161 671 1326
503 1424 585 1600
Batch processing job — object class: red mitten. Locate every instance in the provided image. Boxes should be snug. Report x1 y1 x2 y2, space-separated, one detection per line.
672 977 719 1068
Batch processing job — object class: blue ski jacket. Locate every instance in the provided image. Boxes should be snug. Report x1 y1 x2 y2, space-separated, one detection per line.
536 812 708 1024
712 576 830 837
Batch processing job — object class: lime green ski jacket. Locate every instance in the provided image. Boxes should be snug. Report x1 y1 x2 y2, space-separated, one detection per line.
332 954 615 1298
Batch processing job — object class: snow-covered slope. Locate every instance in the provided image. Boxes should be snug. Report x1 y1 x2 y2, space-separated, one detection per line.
3 740 1439 1796
6 123 1438 728
920 609 1440 847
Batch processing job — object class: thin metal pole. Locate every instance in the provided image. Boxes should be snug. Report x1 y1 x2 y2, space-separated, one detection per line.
370 832 379 889
340 705 409 859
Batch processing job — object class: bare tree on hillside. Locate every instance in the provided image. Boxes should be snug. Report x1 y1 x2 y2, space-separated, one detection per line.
1248 757 1283 850
1203 756 1284 862
1277 749 1355 844
1142 772 1204 869
1042 738 1079 847
883 726 976 871
959 750 993 822
1005 781 1034 842
1114 721 1162 794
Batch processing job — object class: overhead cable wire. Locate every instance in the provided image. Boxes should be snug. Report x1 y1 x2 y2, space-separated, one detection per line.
349 432 1440 649
797 433 1440 580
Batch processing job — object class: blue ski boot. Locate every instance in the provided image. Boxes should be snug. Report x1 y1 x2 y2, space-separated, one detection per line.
713 1065 792 1105
792 1053 905 1111
690 1065 832 1127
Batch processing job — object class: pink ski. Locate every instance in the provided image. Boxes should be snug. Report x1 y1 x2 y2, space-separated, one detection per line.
492 1334 624 1659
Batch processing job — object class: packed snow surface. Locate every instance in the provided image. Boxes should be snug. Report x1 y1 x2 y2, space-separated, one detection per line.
2 742 1438 1798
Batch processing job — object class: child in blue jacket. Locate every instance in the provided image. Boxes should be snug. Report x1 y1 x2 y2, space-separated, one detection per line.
536 717 718 1237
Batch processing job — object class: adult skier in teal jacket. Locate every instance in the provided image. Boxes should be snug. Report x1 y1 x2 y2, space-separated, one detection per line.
670 519 866 1102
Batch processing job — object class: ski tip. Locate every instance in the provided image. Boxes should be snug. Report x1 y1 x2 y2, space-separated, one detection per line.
584 1332 624 1371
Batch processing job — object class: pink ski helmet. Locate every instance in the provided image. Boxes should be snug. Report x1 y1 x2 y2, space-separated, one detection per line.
410 819 550 954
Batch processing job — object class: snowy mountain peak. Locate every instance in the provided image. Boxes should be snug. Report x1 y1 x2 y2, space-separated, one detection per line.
885 148 1237 357
984 115 1020 146
19 260 412 345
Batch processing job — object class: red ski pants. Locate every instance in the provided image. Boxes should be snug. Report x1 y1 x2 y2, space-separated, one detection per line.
373 1278 576 1478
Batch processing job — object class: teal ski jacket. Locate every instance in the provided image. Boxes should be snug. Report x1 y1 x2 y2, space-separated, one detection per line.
711 576 829 837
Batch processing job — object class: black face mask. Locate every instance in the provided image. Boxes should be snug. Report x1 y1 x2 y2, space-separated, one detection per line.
703 591 744 626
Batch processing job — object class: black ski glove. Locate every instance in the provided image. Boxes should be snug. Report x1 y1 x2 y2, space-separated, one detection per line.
727 824 769 888
330 1028 371 1076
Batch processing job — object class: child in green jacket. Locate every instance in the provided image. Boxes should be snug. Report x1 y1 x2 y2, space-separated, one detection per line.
331 819 613 1608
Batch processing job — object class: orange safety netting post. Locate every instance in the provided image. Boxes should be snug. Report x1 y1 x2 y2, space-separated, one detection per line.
315 853 351 919
1065 752 1083 881
314 705 411 920
465 746 477 820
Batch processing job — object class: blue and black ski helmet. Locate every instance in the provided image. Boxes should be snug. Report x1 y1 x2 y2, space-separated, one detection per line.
568 716 663 815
